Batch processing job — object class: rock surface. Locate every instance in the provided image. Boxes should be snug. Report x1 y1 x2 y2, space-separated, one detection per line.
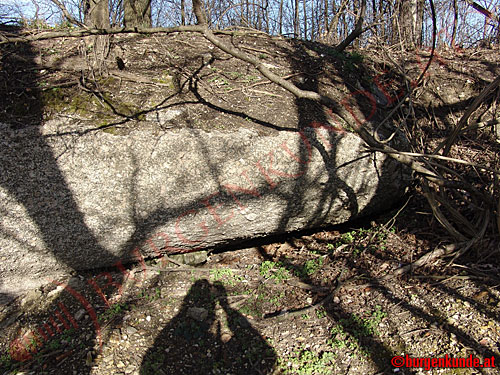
0 118 408 300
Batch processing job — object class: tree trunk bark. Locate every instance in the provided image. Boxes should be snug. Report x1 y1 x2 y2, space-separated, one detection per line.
303 0 307 39
124 0 152 27
391 0 399 44
83 0 110 75
257 1 262 30
399 0 418 48
84 0 110 28
336 0 366 51
324 0 329 34
279 0 284 34
379 0 385 39
328 0 340 42
311 0 315 39
415 0 424 46
451 0 458 46
181 0 186 25
295 0 300 37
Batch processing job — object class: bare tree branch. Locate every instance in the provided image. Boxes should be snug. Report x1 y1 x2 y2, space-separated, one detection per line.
335 0 366 52
49 0 86 28
0 25 206 44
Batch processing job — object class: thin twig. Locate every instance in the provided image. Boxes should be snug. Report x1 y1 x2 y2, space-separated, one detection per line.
366 148 500 175
146 266 243 273
265 270 347 320
382 243 459 280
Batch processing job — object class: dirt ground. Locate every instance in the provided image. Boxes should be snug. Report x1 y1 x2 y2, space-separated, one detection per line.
0 28 499 374
0 201 499 375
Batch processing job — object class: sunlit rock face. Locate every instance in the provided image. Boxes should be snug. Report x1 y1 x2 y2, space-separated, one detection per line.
0 119 409 300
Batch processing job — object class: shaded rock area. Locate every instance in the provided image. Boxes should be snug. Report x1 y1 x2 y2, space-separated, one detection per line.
0 118 408 300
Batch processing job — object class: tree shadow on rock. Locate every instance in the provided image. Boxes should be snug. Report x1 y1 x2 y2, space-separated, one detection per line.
140 279 277 375
0 26 126 373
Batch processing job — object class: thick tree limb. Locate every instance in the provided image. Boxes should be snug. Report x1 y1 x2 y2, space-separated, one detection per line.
335 0 367 52
50 0 87 28
463 0 500 25
0 25 208 44
382 244 458 280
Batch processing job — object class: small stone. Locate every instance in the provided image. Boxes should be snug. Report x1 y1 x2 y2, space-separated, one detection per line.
75 309 86 321
221 333 232 343
146 316 151 322
479 338 489 346
47 285 64 298
187 307 208 322
126 326 138 335
245 213 258 221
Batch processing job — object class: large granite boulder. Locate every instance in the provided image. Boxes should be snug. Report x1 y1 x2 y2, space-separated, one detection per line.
0 118 409 300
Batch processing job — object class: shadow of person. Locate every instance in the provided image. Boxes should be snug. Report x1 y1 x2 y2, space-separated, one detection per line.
140 279 277 375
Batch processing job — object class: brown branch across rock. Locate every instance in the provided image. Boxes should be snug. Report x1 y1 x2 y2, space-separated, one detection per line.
191 0 452 188
0 25 206 44
190 0 494 242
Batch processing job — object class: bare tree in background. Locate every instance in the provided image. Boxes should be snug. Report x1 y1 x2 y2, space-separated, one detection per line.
294 0 300 36
82 0 110 73
83 0 110 27
3 0 499 49
181 0 186 25
124 0 152 27
398 0 422 48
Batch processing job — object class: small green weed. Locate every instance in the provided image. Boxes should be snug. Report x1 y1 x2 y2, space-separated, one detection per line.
210 268 244 286
299 258 324 277
315 307 327 319
341 231 356 244
280 347 335 374
47 338 61 351
328 306 387 356
227 71 243 79
268 292 285 307
352 246 365 257
207 76 229 86
142 350 166 375
60 328 75 342
243 75 260 83
138 288 162 302
238 304 261 318
98 302 128 322
259 261 290 283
